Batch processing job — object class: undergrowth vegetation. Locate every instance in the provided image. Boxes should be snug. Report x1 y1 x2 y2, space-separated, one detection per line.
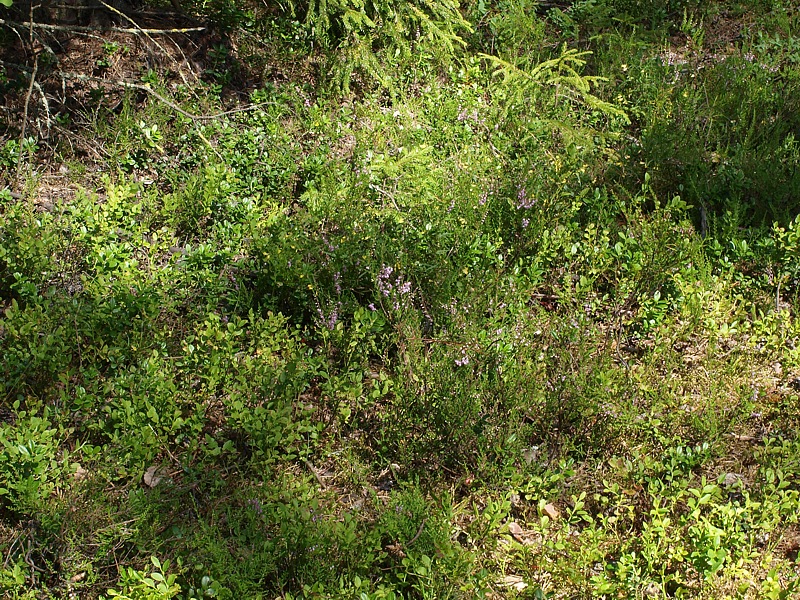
1 0 800 597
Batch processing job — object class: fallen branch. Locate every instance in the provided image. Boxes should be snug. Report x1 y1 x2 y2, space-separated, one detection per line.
0 17 204 35
98 0 170 58
303 459 328 489
14 9 38 190
58 71 275 121
384 518 427 559
405 519 426 547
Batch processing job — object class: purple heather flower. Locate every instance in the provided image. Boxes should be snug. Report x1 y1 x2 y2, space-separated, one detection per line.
516 186 535 209
376 265 413 311
321 235 336 253
455 348 470 367
378 265 394 297
248 499 263 515
316 301 341 330
334 271 342 295
326 304 340 330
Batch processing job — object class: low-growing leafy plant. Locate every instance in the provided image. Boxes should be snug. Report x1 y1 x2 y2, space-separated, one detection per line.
3 1 800 598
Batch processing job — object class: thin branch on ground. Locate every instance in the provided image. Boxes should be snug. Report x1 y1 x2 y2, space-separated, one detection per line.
0 17 205 34
14 8 38 190
57 71 279 121
32 78 51 131
97 0 170 58
303 459 328 489
405 519 426 547
3 58 260 121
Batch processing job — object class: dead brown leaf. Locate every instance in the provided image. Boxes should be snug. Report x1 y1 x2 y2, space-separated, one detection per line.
499 574 528 591
543 503 560 520
143 465 165 488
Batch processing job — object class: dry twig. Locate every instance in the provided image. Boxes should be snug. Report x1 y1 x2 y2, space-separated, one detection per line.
97 0 170 58
14 6 38 190
0 17 204 35
57 71 276 121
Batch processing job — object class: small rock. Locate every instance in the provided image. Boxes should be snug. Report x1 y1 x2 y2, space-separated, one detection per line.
58 164 69 174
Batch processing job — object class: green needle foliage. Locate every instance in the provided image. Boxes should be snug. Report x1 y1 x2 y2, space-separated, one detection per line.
284 0 471 89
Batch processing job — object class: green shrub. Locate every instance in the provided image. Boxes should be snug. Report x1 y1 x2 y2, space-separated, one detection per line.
0 408 67 515
104 557 181 600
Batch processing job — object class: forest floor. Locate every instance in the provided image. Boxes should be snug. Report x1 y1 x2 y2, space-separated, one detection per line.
2 1 800 598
